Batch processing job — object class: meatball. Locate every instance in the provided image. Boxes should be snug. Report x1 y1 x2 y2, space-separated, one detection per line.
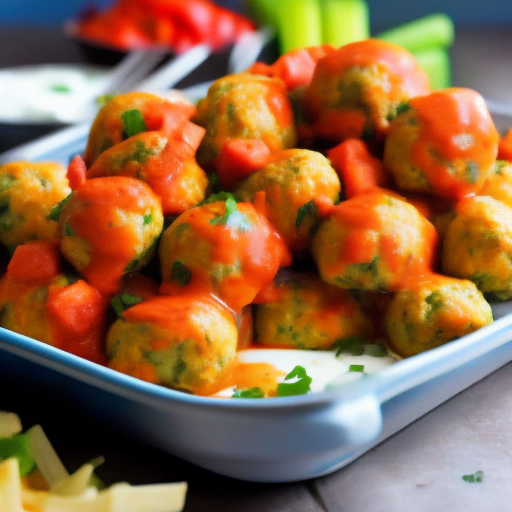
385 273 493 357
442 195 512 299
478 160 512 208
383 87 499 200
0 161 71 253
86 129 208 216
312 191 438 292
83 91 196 166
235 148 342 253
302 38 430 145
58 176 164 296
0 242 108 364
159 198 291 312
253 272 371 350
106 294 239 394
193 72 297 169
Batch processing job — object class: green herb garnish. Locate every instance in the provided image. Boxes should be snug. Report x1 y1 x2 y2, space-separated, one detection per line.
462 470 483 483
171 261 192 287
209 196 238 225
348 364 365 372
121 109 147 139
276 365 312 397
296 200 318 228
232 387 265 399
111 293 143 317
50 83 71 93
47 193 73 222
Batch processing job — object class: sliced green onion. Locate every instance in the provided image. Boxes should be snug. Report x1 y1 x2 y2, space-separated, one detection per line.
348 364 365 373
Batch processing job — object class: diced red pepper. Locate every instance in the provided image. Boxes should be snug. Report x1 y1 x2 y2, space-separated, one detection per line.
7 241 61 281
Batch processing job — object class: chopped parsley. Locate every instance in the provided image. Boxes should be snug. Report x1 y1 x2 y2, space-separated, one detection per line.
143 213 153 225
121 109 147 139
232 387 265 399
296 200 318 229
348 364 365 373
111 292 143 317
171 260 192 287
47 193 73 222
276 365 312 397
462 470 483 483
209 196 238 225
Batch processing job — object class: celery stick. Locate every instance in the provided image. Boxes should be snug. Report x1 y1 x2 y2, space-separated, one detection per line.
413 47 451 90
274 0 323 54
0 434 36 476
245 0 279 27
376 13 455 53
321 0 370 47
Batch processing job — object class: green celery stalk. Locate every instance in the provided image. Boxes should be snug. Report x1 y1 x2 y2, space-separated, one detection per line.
413 46 452 90
376 13 455 53
321 0 370 47
245 0 279 27
274 0 323 54
0 433 36 476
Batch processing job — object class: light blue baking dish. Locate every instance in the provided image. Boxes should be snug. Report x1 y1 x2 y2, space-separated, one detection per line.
1 110 512 483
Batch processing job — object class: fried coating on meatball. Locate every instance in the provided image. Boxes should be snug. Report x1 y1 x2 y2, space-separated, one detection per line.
86 129 208 216
383 87 499 200
234 148 341 253
253 272 371 349
58 176 164 296
0 161 71 253
0 242 108 364
312 191 438 291
302 39 430 145
385 274 493 357
478 160 512 208
106 294 239 394
442 195 512 299
159 198 291 312
83 91 196 166
193 73 297 169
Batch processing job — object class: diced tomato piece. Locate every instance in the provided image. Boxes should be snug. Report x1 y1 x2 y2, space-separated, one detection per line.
327 138 391 198
215 138 272 190
7 241 61 281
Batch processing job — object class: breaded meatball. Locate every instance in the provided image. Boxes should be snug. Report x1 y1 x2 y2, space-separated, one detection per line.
302 39 430 145
312 191 438 291
58 176 164 296
159 197 291 312
0 161 71 252
235 148 342 253
385 273 493 357
253 272 371 349
478 160 512 208
0 242 108 364
193 73 297 169
442 195 512 299
383 87 499 200
106 294 239 394
86 129 208 216
83 91 196 166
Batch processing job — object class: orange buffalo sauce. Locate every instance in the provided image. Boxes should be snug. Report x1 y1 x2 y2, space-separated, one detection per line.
160 201 292 312
409 88 499 199
60 177 161 297
319 191 439 290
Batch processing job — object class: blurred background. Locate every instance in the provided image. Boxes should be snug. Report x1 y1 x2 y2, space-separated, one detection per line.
1 0 511 30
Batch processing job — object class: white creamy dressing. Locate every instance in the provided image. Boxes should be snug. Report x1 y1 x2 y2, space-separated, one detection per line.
0 64 109 124
214 348 396 397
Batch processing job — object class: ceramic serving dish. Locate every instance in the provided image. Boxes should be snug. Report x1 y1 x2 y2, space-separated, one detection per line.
1 110 512 484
